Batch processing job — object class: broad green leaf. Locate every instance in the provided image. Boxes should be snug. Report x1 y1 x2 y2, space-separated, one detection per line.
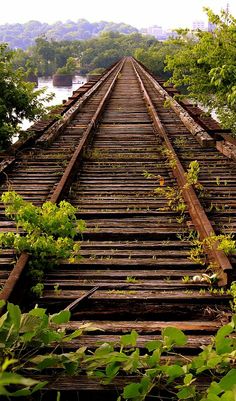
63 329 83 341
184 374 194 385
219 369 236 391
162 364 184 382
9 388 31 396
215 324 234 354
94 342 114 356
205 394 220 401
34 356 59 370
207 356 222 369
7 302 21 331
0 300 5 309
120 330 138 347
162 327 187 347
207 381 222 396
31 381 48 394
221 390 235 401
177 385 196 399
145 339 162 352
0 372 39 386
50 310 71 324
123 383 141 398
147 349 161 367
64 361 78 375
19 314 41 333
0 312 7 329
105 361 120 378
40 329 64 345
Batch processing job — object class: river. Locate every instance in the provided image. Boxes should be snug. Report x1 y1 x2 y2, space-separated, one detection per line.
20 75 87 132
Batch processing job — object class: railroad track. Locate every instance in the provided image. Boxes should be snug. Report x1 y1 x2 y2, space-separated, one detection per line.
0 57 235 397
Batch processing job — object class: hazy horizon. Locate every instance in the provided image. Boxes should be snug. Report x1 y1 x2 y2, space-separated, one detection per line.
0 0 235 30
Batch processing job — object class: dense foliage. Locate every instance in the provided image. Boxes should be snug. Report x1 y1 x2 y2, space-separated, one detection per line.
0 43 52 149
12 33 157 76
0 19 138 50
0 191 85 295
164 9 236 133
0 300 235 399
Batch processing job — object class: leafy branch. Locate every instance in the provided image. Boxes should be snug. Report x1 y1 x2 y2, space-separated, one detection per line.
0 301 235 399
0 191 86 295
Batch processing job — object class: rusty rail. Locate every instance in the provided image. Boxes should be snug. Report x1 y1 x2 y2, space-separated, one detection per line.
131 58 232 285
0 59 125 302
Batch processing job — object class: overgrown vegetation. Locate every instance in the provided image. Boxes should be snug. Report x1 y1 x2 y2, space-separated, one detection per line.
11 32 157 77
0 43 52 149
164 9 236 133
0 300 235 399
0 191 85 295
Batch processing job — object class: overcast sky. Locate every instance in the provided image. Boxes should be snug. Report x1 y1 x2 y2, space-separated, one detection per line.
0 0 235 29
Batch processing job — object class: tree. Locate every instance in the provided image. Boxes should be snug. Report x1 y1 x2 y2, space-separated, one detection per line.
164 9 236 133
56 56 79 75
0 43 52 149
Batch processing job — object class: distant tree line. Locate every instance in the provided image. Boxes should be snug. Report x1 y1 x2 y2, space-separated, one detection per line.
1 7 235 149
11 32 162 76
0 19 138 49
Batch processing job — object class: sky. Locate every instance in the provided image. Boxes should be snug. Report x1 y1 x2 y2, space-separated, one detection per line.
0 0 235 29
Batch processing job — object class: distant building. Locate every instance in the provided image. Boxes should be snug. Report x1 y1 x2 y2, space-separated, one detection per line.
139 26 178 41
147 25 163 38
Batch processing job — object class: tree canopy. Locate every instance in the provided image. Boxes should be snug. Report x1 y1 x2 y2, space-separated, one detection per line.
0 43 52 149
164 9 236 133
12 33 157 76
0 19 138 49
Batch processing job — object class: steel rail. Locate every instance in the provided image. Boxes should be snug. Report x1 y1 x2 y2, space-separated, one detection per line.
131 58 232 286
134 58 214 148
0 61 124 185
36 59 125 147
0 58 125 303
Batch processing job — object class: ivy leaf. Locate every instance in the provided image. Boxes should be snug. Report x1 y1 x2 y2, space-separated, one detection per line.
0 371 39 386
145 340 162 352
105 361 120 379
63 329 83 341
221 390 235 401
7 303 21 332
184 374 194 385
94 343 114 356
123 383 142 398
219 369 236 391
33 356 59 370
215 324 234 354
19 314 41 333
162 364 184 383
207 381 222 396
31 381 48 394
120 330 138 347
0 300 5 309
162 327 187 347
50 310 71 324
147 349 161 367
0 312 7 329
177 385 196 399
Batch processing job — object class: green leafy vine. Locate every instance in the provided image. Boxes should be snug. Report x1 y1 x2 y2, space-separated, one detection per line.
0 191 86 295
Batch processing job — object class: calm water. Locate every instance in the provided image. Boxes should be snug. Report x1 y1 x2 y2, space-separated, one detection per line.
20 75 87 132
37 75 87 106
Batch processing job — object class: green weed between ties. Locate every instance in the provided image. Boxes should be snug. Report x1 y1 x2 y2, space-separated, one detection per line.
0 191 86 296
0 300 235 399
